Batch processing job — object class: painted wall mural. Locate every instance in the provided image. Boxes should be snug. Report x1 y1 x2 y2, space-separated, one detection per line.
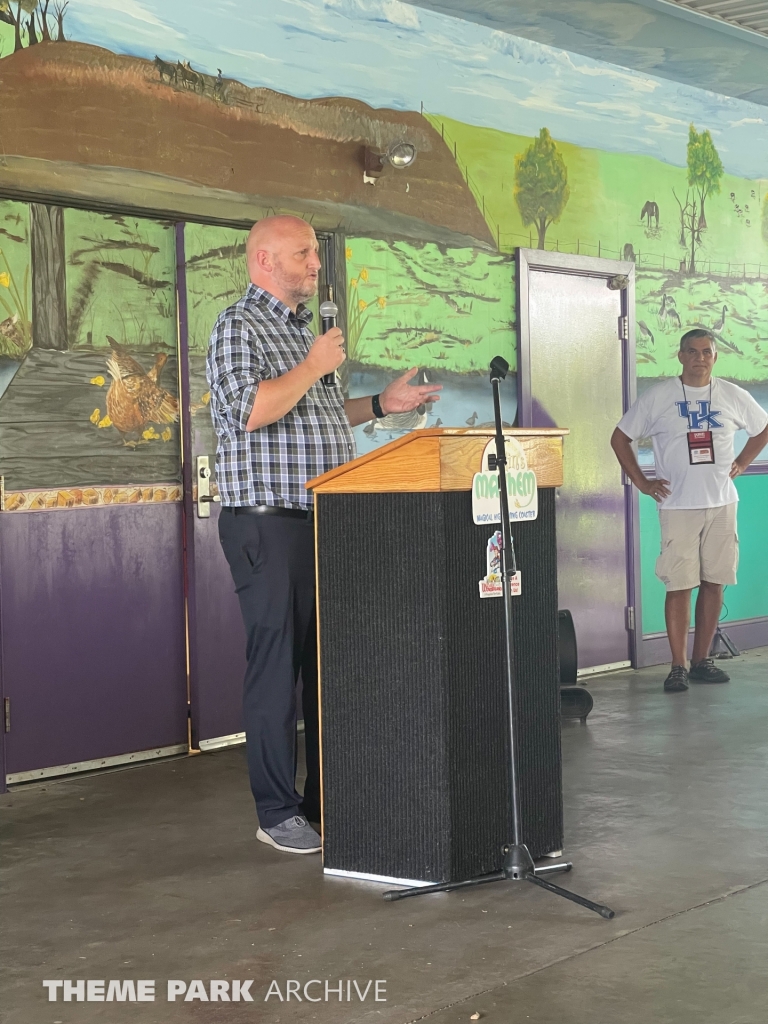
0 1 766 551
344 240 516 453
0 200 180 494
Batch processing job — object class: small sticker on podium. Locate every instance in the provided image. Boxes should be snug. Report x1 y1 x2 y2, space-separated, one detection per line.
479 529 521 598
479 572 522 599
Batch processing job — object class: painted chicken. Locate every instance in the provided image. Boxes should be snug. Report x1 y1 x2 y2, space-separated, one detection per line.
105 336 178 446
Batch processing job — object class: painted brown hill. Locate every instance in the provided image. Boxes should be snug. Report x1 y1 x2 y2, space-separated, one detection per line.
0 41 494 245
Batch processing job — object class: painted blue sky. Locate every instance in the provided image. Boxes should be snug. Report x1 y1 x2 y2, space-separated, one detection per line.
66 0 768 179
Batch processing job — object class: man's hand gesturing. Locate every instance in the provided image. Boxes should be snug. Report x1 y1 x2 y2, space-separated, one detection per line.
307 327 346 379
380 367 442 414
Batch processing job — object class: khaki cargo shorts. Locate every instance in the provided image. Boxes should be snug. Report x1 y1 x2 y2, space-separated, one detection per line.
656 503 738 592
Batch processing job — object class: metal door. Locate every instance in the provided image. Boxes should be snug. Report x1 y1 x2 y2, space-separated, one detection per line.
517 250 639 672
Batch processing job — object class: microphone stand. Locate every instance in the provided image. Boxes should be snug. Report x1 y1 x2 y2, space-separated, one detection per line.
383 356 614 920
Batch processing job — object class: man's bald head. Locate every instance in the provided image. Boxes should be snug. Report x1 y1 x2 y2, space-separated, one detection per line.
246 216 321 311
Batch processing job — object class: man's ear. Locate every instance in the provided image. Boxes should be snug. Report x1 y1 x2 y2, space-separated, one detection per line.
255 249 273 273
713 350 718 365
677 349 684 366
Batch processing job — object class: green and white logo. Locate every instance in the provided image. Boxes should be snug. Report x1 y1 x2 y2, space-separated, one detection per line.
471 437 538 525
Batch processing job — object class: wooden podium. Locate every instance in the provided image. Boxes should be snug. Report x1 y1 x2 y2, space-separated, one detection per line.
308 428 568 886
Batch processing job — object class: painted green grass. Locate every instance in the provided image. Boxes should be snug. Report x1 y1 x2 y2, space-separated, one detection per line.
427 113 766 263
0 199 31 358
635 270 768 380
345 239 516 375
185 223 251 355
65 209 177 351
428 115 768 381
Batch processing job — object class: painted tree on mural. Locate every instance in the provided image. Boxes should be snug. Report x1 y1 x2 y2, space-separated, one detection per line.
513 128 570 250
687 124 723 231
672 124 724 275
0 0 67 48
30 204 67 349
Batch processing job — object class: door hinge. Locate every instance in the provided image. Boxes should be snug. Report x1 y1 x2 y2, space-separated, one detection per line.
625 606 635 632
3 698 9 733
618 315 629 341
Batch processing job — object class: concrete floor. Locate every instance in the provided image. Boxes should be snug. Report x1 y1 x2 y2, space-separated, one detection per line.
2 648 768 1024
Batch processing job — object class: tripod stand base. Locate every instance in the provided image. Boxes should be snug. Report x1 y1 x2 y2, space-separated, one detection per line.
709 626 740 659
383 844 614 920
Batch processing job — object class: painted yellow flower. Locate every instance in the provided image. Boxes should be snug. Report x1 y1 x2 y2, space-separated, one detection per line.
142 426 160 440
345 247 352 260
98 415 112 429
90 375 105 386
350 277 358 289
202 391 211 405
377 296 387 309
358 299 368 312
0 272 9 288
360 267 369 282
161 428 172 442
89 408 101 425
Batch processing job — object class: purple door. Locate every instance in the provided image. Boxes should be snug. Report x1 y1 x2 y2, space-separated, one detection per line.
180 224 249 749
0 506 188 782
179 222 326 748
0 202 188 786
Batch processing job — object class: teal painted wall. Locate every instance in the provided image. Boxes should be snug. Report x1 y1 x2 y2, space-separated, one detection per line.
640 474 768 634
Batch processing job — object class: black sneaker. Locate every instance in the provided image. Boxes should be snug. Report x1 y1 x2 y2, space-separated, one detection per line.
664 665 689 692
689 659 730 683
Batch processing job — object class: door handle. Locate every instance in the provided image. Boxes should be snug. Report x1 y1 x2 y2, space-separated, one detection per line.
196 455 220 519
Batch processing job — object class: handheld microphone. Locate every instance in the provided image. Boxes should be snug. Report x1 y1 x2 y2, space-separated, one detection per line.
319 299 339 387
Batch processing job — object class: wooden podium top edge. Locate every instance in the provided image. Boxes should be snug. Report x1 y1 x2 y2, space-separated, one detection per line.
306 427 569 491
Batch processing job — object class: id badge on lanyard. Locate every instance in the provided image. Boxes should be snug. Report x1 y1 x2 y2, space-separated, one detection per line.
681 378 715 465
687 430 714 464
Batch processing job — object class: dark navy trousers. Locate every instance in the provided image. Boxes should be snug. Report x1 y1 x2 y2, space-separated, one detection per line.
218 507 320 829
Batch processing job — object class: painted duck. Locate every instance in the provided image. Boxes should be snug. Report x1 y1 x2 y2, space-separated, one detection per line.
712 306 728 333
637 321 655 347
105 336 178 446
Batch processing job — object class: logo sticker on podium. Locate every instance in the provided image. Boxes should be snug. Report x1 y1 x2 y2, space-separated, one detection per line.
479 529 521 599
472 437 538 525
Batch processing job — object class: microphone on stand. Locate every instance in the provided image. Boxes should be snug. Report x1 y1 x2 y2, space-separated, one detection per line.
320 299 339 387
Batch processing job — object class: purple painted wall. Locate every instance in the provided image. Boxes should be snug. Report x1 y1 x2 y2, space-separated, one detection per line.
0 504 187 775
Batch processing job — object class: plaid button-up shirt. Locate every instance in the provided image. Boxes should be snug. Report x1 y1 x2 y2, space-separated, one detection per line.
206 285 356 508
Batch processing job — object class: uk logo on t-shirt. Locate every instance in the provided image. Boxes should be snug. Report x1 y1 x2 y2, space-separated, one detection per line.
675 400 724 431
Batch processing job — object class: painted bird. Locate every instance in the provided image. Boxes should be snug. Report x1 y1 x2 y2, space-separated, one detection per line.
105 337 178 446
712 306 728 333
637 321 655 347
666 308 681 330
465 411 478 426
374 405 428 433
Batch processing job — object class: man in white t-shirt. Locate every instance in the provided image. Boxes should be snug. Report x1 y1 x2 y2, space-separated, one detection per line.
611 329 768 692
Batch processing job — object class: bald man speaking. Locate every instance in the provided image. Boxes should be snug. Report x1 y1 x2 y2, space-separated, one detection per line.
207 216 440 855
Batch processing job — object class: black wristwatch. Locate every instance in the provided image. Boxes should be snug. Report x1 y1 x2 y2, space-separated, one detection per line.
371 393 386 419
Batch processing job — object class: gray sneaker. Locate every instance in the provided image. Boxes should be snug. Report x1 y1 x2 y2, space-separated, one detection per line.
257 816 321 855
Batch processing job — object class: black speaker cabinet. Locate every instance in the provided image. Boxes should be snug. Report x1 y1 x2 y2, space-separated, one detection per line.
309 429 566 885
